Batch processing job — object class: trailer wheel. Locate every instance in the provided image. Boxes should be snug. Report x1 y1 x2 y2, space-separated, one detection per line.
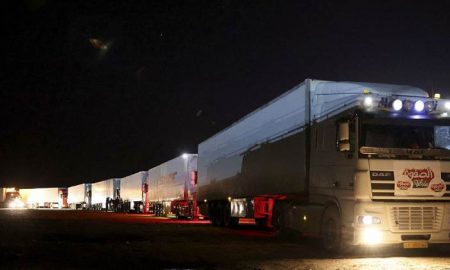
272 203 285 233
321 206 342 252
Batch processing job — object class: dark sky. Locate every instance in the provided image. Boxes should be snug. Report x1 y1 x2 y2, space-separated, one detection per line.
2 0 450 188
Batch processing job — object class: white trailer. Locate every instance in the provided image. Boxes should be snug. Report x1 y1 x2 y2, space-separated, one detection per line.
198 79 450 251
148 154 198 218
68 183 91 209
91 179 118 210
120 171 147 212
20 187 65 208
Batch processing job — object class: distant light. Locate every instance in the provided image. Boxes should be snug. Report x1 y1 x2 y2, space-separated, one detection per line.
8 198 25 208
227 196 232 202
392 99 403 111
303 215 307 221
414 100 425 112
89 38 108 50
363 96 373 108
434 93 441 100
182 153 189 160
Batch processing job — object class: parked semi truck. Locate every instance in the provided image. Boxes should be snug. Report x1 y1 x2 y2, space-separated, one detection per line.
197 79 450 251
120 171 147 213
91 179 120 211
68 183 92 210
19 187 68 208
148 154 198 218
0 187 25 208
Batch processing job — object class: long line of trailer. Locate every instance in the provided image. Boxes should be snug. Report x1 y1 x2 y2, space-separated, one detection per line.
4 79 450 251
65 154 198 217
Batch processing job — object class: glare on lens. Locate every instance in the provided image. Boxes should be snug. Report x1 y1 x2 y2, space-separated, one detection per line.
392 99 402 111
414 100 425 112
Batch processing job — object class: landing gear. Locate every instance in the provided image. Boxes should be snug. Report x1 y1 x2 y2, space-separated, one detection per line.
209 201 238 227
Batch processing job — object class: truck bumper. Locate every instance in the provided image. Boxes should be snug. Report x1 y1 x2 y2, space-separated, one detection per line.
351 227 450 246
348 201 450 247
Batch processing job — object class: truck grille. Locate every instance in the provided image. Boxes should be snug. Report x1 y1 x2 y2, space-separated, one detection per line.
390 206 443 232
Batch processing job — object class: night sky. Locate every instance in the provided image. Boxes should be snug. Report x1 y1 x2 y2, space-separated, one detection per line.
3 0 450 188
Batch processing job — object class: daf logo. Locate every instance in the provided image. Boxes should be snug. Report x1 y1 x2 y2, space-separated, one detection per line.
406 149 424 155
370 171 394 180
372 172 390 177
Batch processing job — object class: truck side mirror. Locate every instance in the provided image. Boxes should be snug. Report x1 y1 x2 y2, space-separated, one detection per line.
337 121 351 152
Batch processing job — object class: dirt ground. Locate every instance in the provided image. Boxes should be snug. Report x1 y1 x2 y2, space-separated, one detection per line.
1 209 450 269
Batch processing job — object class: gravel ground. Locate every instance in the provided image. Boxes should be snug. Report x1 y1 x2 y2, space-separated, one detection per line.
1 209 449 269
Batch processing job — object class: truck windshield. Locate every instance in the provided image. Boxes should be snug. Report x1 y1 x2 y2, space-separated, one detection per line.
362 119 450 150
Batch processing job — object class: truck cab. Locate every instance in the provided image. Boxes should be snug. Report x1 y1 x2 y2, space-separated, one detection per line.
335 95 450 249
4 191 25 208
197 79 450 251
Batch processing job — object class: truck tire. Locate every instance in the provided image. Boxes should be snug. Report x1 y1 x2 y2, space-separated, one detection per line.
272 203 285 233
321 205 342 252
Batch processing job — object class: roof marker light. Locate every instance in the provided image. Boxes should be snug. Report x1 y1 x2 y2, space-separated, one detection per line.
434 93 441 100
414 100 425 112
392 99 403 111
363 96 373 108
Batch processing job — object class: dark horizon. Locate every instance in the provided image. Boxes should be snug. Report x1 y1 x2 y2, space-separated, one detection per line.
3 0 450 188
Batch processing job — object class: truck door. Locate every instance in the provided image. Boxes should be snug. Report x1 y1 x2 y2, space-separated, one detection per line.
310 117 356 196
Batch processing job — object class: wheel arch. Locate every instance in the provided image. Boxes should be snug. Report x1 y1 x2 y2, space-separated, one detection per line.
320 198 342 226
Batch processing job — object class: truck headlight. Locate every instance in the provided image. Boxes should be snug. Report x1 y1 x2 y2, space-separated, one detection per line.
357 215 381 225
362 228 383 245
